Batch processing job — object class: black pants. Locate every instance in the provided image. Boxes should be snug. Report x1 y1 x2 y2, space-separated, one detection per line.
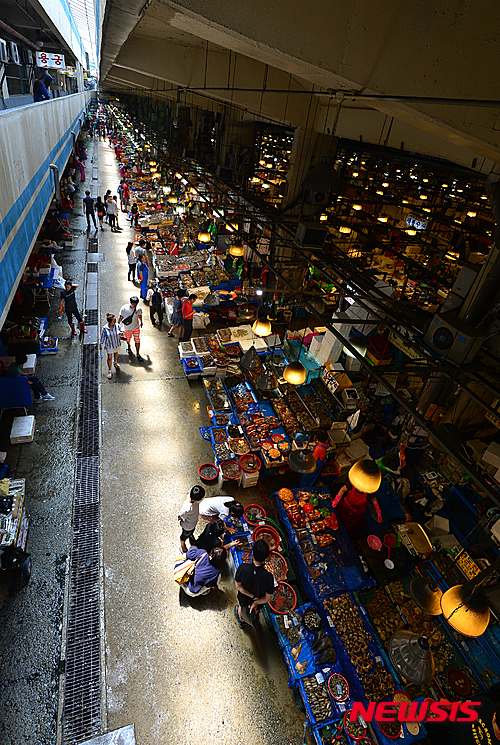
181 318 193 341
86 211 96 229
108 213 115 229
128 263 136 280
150 304 163 325
66 307 82 325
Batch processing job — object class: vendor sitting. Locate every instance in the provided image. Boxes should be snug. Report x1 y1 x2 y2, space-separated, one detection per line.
331 466 382 534
7 353 54 403
299 429 330 489
180 546 227 597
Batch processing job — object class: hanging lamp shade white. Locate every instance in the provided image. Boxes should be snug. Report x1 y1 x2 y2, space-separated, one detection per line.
168 195 178 204
288 448 316 474
348 459 382 493
252 317 272 337
283 361 307 386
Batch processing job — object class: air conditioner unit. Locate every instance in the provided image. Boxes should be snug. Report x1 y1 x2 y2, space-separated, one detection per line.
423 312 484 365
0 40 8 64
304 188 331 206
9 42 20 65
294 222 329 249
216 166 234 181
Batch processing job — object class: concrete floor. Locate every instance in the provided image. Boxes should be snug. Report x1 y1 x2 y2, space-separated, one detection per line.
97 141 305 745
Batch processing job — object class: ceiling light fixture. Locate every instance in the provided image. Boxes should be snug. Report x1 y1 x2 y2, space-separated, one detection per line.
352 204 362 211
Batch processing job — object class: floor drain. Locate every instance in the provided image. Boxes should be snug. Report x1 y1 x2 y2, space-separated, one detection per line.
60 231 102 744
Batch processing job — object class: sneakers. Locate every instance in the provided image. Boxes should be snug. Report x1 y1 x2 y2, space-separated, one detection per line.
42 393 55 401
234 605 245 629
127 346 133 354
136 354 144 361
107 371 112 379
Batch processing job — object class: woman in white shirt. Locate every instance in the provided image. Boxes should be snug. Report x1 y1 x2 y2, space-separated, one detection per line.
99 313 123 379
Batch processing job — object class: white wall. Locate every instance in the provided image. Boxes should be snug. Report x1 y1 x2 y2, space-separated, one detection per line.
31 0 87 66
0 91 94 327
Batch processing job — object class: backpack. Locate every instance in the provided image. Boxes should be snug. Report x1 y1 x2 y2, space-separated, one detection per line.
151 289 162 306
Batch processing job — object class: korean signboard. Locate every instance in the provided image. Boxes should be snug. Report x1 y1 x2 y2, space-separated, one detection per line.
36 52 66 70
406 214 428 230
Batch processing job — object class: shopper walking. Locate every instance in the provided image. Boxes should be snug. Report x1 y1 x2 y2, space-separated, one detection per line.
130 202 139 228
59 279 87 336
181 294 197 341
147 284 164 326
82 190 97 231
106 196 118 232
234 539 275 628
126 242 137 281
167 289 186 337
7 353 54 402
95 196 106 230
118 296 144 360
99 313 123 379
103 190 111 221
137 255 149 300
122 181 130 213
178 485 205 553
113 196 121 230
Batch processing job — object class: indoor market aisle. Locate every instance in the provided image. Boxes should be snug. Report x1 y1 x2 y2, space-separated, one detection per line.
97 141 304 745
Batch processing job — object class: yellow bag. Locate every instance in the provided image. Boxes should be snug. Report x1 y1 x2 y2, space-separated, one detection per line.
173 553 206 585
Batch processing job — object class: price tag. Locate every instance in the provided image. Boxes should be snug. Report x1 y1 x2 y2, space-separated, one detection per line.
292 616 299 626
315 672 324 684
312 534 318 545
327 616 334 627
358 715 367 728
339 703 346 712
336 684 343 695
461 641 469 651
284 615 290 629
375 656 382 664
244 523 250 532
258 521 265 526
360 606 366 615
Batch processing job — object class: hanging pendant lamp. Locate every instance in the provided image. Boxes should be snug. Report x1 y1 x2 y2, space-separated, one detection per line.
348 459 382 493
198 228 211 243
288 448 316 474
240 346 262 370
440 585 490 638
252 316 272 337
256 368 278 391
283 361 307 386
229 238 244 257
409 577 443 616
388 631 435 685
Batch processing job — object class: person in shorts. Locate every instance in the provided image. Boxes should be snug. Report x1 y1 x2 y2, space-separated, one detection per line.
118 296 144 360
178 485 205 553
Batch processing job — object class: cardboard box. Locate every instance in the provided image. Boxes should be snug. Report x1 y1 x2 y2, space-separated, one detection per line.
482 442 500 469
466 439 488 463
425 515 450 536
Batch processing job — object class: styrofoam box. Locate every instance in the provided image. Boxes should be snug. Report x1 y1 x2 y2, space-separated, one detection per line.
23 354 37 376
345 439 369 461
425 515 450 536
241 470 259 488
11 415 35 444
178 341 195 358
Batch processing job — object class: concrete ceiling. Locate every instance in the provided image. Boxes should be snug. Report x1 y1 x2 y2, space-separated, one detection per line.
99 0 500 172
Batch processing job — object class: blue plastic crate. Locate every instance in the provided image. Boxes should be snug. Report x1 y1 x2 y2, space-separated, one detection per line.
312 720 343 745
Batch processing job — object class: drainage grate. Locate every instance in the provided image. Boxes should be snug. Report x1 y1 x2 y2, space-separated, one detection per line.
86 309 98 325
88 237 98 252
87 263 98 273
61 283 102 740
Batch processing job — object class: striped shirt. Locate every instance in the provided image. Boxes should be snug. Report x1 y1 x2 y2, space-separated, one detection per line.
99 323 123 351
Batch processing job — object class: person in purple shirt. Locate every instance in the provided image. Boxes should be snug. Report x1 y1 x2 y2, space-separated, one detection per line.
181 546 227 597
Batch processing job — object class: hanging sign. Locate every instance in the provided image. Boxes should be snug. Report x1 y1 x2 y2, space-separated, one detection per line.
36 52 66 70
406 214 428 230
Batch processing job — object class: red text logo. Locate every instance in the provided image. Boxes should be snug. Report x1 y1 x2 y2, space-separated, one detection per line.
349 701 481 723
